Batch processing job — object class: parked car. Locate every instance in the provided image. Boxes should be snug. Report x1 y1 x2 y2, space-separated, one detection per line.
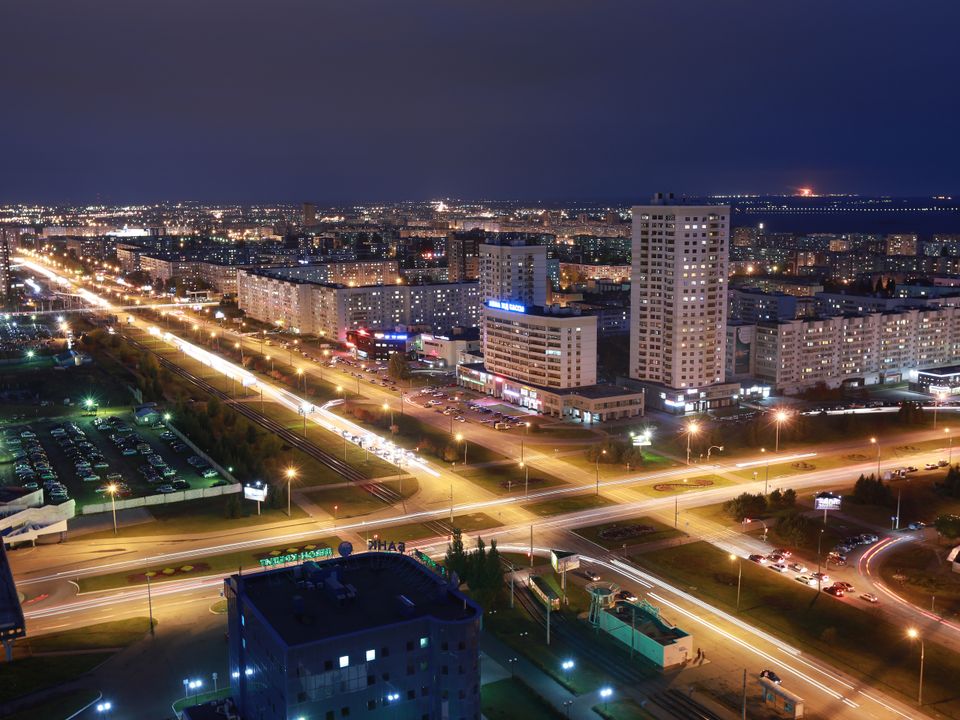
834 581 855 592
824 585 845 597
789 562 808 573
581 570 601 582
748 554 766 564
768 563 789 573
860 593 879 604
795 575 816 586
760 670 781 684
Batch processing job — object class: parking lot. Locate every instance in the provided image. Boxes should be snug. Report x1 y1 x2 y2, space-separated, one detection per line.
0 412 227 509
410 387 538 430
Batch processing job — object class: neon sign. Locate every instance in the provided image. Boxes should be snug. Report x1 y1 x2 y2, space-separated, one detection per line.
259 547 332 567
368 539 406 553
488 300 525 313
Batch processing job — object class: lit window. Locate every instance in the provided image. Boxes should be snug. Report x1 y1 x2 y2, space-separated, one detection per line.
420 637 429 649
340 655 349 668
366 649 376 662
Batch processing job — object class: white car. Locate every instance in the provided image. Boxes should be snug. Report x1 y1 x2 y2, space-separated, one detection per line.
768 563 789 573
789 563 808 573
795 575 817 586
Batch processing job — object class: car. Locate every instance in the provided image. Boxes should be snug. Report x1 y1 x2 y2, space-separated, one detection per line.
925 463 938 471
860 593 879 603
201 468 219 478
795 575 816 586
788 562 807 573
582 570 601 582
812 572 830 583
766 554 784 564
905 466 919 473
172 480 190 490
121 447 138 456
748 554 766 564
156 484 176 494
939 459 950 467
774 548 793 558
616 590 638 602
759 670 781 684
859 534 879 544
824 585 845 597
768 563 789 573
834 581 855 592
907 522 926 531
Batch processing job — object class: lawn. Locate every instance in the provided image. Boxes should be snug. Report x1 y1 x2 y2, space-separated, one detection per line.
525 493 618 517
76 493 313 540
636 541 960 714
77 536 341 592
481 678 564 720
25 617 154 653
593 699 657 720
456 462 567 495
573 517 686 551
3 688 101 720
0 654 113 704
879 541 960 616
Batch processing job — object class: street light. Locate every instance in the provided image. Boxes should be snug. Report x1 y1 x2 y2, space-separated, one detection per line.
600 687 613 710
107 483 119 535
760 447 770 494
561 659 575 672
296 367 305 392
774 409 789 453
707 445 724 461
383 401 393 427
519 461 530 495
934 391 947 429
456 432 466 463
730 553 742 612
96 701 113 714
907 628 925 706
685 421 699 465
285 467 297 517
595 449 607 495
870 436 881 478
946 427 954 465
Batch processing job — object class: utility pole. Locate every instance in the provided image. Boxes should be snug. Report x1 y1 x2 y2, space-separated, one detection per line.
147 574 155 637
530 525 534 568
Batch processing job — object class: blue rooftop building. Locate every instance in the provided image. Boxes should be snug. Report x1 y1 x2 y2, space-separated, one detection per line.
225 551 481 720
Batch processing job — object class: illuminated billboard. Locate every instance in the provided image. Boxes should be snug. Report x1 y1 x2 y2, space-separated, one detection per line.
814 492 842 511
243 481 269 502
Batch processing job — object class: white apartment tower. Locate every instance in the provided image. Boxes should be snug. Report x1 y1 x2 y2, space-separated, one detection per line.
630 194 734 412
478 238 548 307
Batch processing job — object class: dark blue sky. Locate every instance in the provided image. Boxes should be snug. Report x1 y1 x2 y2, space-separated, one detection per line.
2 1 958 204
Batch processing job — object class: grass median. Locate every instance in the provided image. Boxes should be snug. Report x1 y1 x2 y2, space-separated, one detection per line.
481 677 564 720
77 536 341 593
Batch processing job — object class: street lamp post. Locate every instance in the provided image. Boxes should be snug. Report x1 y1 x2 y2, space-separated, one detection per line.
520 461 530 496
595 449 607 495
383 401 393 427
761 448 770 494
907 628 926 706
107 483 118 535
946 427 953 465
285 467 297 517
730 553 742 611
600 687 613 710
870 436 881 478
456 433 467 463
685 421 699 465
707 445 724 461
774 409 789 453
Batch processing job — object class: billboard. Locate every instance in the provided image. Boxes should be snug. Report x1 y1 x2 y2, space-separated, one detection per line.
244 481 269 502
550 549 580 574
814 492 842 511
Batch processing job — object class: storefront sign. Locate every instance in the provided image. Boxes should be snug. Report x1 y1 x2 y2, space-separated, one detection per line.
259 547 332 567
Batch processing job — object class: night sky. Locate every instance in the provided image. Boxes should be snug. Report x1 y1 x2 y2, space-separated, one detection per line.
2 1 958 204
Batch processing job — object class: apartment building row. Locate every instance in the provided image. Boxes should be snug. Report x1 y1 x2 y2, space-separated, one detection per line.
727 306 960 393
236 269 481 339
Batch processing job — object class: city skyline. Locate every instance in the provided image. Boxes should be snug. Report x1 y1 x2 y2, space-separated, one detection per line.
3 1 960 203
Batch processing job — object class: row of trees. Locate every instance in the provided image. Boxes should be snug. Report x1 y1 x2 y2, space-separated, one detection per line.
585 438 645 466
722 489 797 521
848 474 895 506
445 529 505 607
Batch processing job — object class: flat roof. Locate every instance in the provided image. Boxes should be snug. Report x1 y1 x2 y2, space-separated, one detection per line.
917 365 960 377
232 552 480 647
460 363 642 400
604 600 687 645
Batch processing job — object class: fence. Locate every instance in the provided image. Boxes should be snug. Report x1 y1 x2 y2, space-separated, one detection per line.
81 482 240 515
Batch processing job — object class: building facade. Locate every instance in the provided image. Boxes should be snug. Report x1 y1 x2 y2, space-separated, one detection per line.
629 195 737 412
478 239 547 308
225 551 482 720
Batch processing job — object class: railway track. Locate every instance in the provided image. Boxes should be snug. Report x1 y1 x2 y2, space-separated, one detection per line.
123 334 405 507
647 689 727 720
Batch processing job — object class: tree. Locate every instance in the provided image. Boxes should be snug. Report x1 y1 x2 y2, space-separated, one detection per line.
387 353 412 381
776 511 815 547
935 514 960 540
723 492 767 521
445 528 468 581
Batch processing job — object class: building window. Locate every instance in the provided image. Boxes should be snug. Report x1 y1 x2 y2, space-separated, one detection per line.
420 637 429 649
339 655 349 668
366 649 376 662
